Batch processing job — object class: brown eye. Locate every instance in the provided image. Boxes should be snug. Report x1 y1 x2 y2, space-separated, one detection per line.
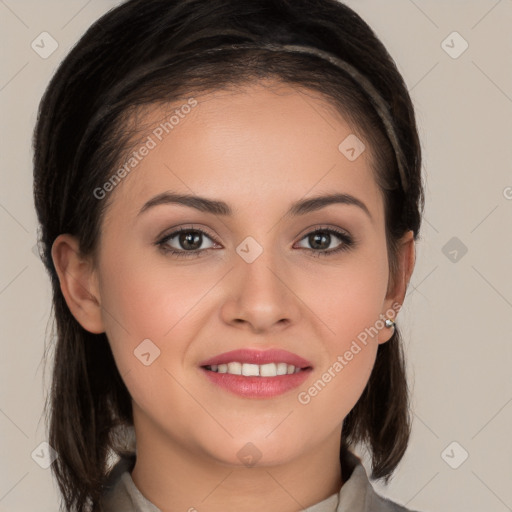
157 227 218 258
176 231 203 250
295 228 354 257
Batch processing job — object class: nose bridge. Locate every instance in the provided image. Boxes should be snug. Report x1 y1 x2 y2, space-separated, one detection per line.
237 235 287 302
239 243 283 296
222 234 299 331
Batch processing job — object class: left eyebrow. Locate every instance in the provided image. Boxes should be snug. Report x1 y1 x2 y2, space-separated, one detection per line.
137 191 372 221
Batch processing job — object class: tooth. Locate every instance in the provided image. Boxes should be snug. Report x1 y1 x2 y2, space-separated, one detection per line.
227 362 242 375
260 363 277 377
276 362 288 375
242 363 260 376
208 362 303 376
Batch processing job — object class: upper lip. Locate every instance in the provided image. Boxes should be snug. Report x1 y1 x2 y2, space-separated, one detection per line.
199 348 313 368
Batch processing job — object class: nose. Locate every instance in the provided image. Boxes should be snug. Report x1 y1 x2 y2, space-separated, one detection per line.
220 246 301 334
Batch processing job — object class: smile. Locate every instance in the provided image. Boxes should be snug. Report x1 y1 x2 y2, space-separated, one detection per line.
204 362 304 376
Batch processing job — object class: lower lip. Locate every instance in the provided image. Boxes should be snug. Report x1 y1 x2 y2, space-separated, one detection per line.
200 367 312 398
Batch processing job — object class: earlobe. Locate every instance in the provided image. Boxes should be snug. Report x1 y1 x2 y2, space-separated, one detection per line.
379 230 416 344
51 234 105 334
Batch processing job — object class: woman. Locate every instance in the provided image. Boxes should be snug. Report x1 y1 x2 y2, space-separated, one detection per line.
32 0 424 510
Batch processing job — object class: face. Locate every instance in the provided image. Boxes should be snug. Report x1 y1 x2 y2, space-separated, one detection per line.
59 80 410 468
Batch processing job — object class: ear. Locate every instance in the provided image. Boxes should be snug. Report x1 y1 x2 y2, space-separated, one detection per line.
378 230 416 344
51 234 105 334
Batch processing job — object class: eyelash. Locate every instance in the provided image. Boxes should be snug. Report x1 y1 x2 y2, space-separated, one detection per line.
156 225 355 259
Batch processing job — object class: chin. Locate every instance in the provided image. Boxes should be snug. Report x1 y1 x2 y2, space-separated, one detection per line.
204 434 301 469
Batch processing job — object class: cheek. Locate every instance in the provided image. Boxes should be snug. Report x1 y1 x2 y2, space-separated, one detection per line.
96 246 217 391
292 250 389 413
293 262 387 412
96 251 214 416
299 252 390 347
98 245 216 338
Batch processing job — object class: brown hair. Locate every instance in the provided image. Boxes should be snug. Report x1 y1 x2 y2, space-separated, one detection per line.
32 0 424 510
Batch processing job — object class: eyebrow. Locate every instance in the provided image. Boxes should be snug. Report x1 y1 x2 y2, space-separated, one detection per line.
137 191 372 220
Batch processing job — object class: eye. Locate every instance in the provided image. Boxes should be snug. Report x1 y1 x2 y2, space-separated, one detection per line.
156 225 355 259
156 227 219 258
294 227 355 257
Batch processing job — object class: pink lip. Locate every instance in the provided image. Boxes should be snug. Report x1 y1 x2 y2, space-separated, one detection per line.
200 367 312 399
198 348 313 368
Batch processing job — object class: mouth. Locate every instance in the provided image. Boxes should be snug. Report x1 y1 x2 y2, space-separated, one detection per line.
198 348 313 398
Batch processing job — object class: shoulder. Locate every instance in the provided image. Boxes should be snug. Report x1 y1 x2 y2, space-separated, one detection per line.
100 474 136 512
365 487 415 512
99 453 153 512
100 452 162 512
338 447 420 512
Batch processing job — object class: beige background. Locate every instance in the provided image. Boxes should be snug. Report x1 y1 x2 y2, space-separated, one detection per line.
1 1 511 511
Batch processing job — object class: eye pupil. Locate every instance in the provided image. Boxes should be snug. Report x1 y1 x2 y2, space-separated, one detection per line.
180 231 202 250
310 232 330 250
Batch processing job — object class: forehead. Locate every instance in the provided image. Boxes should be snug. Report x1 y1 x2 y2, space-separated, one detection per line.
102 80 383 223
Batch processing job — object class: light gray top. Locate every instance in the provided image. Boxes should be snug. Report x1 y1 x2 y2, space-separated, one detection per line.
100 445 418 512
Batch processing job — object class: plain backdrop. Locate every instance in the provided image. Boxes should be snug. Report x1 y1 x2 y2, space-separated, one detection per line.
0 1 511 511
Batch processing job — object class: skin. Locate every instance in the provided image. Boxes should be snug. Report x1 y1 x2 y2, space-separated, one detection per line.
52 80 415 512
